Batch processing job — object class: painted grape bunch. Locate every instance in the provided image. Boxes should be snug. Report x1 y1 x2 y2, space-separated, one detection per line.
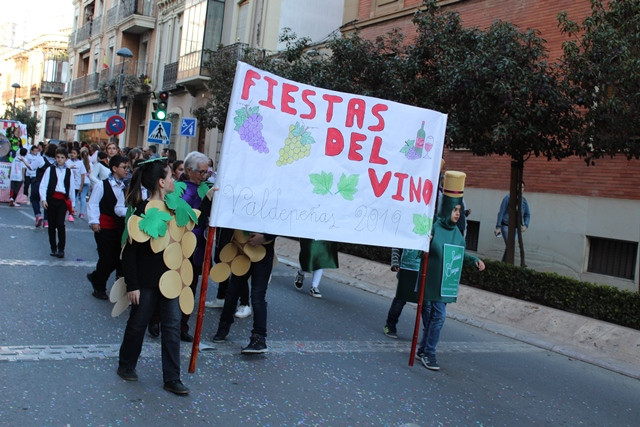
234 106 269 153
276 122 315 166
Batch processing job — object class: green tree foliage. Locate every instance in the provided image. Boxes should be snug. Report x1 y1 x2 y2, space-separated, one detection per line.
559 0 640 164
198 0 597 265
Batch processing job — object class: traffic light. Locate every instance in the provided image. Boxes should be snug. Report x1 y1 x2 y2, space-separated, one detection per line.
153 91 169 120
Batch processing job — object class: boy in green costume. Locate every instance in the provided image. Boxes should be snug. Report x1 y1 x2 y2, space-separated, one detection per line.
397 171 486 370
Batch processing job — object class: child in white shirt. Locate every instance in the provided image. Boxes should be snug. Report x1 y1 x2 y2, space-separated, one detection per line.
9 148 28 207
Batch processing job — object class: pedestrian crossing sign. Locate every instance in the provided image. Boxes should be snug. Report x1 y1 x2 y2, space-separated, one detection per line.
147 119 172 144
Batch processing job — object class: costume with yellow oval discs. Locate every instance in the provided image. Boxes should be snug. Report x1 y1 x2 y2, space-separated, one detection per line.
209 229 276 283
110 186 199 317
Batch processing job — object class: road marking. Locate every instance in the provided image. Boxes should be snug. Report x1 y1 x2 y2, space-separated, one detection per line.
0 259 96 267
0 222 93 233
0 341 540 362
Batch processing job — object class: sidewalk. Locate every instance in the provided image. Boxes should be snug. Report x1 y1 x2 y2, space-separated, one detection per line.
275 237 640 380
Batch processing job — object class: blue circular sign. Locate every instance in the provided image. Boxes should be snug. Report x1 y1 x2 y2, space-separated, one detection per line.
106 115 126 136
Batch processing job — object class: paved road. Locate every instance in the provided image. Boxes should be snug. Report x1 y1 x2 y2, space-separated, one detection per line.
0 205 638 426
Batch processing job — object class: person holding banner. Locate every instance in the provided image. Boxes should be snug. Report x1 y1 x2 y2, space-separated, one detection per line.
212 232 277 354
414 171 485 371
384 247 422 339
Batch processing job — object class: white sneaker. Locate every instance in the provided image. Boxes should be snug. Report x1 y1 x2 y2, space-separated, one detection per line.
204 298 225 308
309 287 322 298
234 305 252 318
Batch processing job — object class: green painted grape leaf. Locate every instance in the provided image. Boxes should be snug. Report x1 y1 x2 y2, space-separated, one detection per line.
173 197 197 227
233 107 248 130
248 106 259 116
292 122 305 137
139 208 172 239
300 131 315 146
337 173 359 201
173 181 187 198
309 171 333 195
121 205 136 246
400 140 415 154
412 214 433 236
164 192 180 211
197 181 213 200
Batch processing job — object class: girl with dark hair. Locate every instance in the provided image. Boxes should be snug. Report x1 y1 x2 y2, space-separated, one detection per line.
171 160 184 180
117 159 189 395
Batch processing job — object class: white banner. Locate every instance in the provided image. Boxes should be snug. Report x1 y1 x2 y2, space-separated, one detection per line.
0 163 10 190
210 62 447 251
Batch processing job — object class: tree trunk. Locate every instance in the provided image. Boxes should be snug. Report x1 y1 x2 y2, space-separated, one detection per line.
506 159 525 265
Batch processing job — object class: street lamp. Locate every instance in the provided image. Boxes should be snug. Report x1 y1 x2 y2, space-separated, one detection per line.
11 83 20 120
115 47 134 116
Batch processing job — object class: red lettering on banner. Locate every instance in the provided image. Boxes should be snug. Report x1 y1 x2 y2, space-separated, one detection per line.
368 168 435 206
323 94 343 122
258 76 278 109
346 98 366 129
369 136 387 165
407 177 434 205
300 89 316 119
368 104 388 131
325 128 344 156
348 133 366 161
281 83 298 115
392 173 409 201
368 168 391 197
241 69 260 100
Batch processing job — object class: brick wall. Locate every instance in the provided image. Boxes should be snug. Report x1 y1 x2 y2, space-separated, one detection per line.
443 150 640 200
356 0 589 61
352 0 640 202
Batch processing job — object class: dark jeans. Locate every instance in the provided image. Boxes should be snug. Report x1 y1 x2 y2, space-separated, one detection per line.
214 227 233 300
500 224 521 262
24 176 32 196
9 180 22 200
29 179 41 216
47 198 66 251
417 301 447 357
385 297 407 330
218 243 274 338
118 287 181 383
90 228 124 292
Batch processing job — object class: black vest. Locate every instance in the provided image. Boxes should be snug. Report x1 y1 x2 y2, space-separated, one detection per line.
99 179 125 229
46 167 71 200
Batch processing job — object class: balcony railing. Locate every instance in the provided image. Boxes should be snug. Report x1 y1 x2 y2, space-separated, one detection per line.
162 62 178 91
106 5 117 28
119 0 154 21
100 60 153 82
76 21 92 43
214 42 249 62
92 17 102 36
70 73 99 97
41 81 66 95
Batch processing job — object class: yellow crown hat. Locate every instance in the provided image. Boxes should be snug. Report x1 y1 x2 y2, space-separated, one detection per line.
442 171 466 198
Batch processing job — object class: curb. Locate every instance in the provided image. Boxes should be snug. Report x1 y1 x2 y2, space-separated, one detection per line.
275 237 640 379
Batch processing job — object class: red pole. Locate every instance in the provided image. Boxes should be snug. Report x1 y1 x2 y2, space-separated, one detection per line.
189 226 216 373
409 252 429 366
